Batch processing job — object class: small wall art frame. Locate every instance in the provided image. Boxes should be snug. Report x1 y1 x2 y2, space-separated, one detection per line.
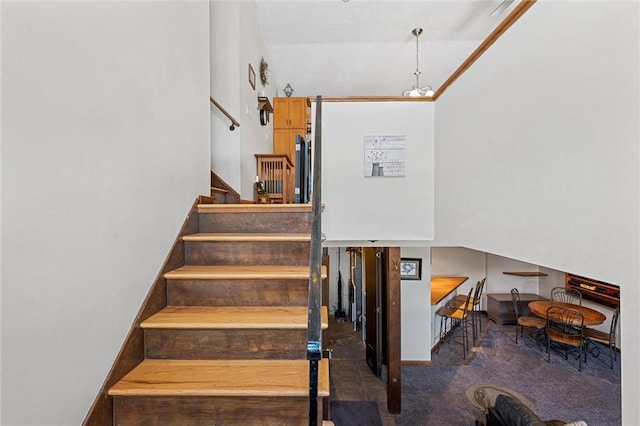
400 258 422 280
364 135 406 177
248 64 256 90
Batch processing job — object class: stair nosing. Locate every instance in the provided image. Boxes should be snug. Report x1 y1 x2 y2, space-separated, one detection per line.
141 306 329 330
210 186 230 193
182 233 311 242
108 358 330 397
164 265 327 280
197 204 312 214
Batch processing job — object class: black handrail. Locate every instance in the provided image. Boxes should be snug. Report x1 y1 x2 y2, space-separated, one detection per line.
307 96 322 426
209 96 240 131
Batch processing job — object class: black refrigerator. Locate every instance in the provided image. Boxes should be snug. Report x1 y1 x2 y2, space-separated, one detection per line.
294 134 309 203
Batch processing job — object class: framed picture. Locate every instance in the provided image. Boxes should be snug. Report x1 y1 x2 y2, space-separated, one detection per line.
400 258 422 280
364 135 406 177
248 64 256 90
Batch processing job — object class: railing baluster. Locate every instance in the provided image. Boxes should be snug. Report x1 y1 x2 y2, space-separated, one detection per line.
307 96 322 426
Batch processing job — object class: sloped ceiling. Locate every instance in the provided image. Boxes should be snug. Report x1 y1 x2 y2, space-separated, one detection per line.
255 0 519 97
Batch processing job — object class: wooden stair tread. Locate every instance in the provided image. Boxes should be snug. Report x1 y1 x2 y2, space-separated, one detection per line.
142 306 329 329
165 265 327 280
108 359 330 397
183 233 310 242
197 204 312 213
210 186 229 193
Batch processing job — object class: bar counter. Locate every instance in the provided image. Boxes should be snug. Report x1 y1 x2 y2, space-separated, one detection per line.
431 276 469 305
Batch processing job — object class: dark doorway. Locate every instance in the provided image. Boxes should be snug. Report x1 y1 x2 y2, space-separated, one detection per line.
363 247 387 377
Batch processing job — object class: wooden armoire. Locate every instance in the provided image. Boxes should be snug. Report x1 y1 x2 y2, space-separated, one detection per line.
273 97 310 165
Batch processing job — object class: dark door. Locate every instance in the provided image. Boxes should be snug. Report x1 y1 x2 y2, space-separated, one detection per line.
364 247 386 377
348 248 363 331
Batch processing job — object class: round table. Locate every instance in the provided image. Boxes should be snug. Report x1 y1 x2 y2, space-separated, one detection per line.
528 300 606 326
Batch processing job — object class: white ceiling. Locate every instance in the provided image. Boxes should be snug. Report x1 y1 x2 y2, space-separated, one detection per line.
254 0 519 97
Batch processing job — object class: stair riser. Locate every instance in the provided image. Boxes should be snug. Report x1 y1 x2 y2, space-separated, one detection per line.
144 329 307 360
210 191 228 204
113 395 320 426
185 241 310 266
167 280 309 306
199 212 312 234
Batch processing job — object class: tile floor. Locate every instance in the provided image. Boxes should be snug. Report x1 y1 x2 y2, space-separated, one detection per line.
325 316 397 426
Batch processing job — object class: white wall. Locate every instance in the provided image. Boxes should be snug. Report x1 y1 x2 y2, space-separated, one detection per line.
319 100 435 360
326 247 351 314
1 3 210 425
0 3 4 420
0 3 4 423
319 101 435 244
435 1 639 286
400 247 432 361
486 254 541 294
538 266 566 299
210 1 277 200
435 1 639 423
210 2 242 191
431 247 486 302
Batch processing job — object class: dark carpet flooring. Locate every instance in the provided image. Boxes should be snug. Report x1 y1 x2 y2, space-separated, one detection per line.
395 321 621 426
325 316 621 426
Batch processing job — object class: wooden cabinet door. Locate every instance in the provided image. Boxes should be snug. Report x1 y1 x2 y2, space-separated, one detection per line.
274 128 293 162
273 97 308 173
287 98 308 128
273 97 308 128
274 128 304 168
273 98 290 128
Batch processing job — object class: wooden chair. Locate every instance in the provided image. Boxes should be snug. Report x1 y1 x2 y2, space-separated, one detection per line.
551 286 582 305
437 287 474 359
546 306 586 371
584 306 619 369
511 288 546 344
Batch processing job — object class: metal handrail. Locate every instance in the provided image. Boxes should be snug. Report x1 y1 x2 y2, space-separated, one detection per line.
209 96 240 131
307 96 322 426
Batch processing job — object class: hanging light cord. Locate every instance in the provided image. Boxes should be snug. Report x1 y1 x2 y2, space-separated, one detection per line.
403 27 432 96
412 28 423 90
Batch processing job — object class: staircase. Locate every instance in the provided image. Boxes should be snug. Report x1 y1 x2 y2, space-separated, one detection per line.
106 203 329 425
210 171 242 204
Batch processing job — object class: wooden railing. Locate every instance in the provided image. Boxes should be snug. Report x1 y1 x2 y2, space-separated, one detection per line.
307 95 322 426
255 154 294 203
209 96 240 131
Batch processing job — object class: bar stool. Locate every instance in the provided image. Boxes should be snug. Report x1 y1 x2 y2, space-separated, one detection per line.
437 287 474 359
449 278 485 343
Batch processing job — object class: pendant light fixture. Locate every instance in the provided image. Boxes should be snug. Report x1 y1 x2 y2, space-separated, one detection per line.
402 28 434 97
